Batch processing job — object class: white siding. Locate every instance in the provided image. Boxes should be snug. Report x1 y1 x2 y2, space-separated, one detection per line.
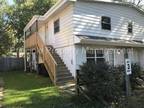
45 4 75 75
56 45 76 76
139 49 144 70
75 45 140 70
73 1 144 41
47 4 74 48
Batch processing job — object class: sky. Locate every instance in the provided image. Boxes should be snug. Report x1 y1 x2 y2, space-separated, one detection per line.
7 0 14 5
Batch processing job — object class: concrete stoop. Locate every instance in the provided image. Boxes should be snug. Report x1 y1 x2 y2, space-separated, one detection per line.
59 83 76 95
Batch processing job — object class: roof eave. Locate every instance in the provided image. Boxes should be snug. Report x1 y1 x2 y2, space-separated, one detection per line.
80 39 144 47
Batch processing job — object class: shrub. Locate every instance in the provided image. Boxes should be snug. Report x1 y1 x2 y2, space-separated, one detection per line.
130 63 141 88
79 62 124 105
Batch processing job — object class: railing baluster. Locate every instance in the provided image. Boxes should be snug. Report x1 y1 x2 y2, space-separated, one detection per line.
36 34 57 85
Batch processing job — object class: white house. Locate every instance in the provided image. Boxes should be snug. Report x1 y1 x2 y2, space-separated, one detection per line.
24 0 144 85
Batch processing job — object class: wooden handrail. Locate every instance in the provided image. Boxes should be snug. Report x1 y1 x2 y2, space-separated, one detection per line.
36 33 57 84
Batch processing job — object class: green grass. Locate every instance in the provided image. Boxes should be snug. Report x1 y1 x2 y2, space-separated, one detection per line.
0 71 103 108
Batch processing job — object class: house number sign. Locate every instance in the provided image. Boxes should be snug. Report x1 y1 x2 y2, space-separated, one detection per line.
125 59 132 75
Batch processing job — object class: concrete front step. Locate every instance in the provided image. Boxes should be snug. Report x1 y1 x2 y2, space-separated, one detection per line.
59 83 76 95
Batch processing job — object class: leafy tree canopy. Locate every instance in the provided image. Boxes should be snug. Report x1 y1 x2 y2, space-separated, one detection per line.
0 0 56 56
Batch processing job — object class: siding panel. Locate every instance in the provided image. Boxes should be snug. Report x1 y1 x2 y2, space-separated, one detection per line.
48 4 74 48
73 1 144 41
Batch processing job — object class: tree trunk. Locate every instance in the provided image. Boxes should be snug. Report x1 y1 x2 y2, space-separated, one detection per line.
17 48 19 58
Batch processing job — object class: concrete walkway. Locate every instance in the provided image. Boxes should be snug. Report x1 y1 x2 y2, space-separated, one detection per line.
0 78 4 108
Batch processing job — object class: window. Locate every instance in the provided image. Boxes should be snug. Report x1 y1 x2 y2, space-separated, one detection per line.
86 50 95 63
101 16 111 30
54 19 60 34
128 22 133 34
86 50 105 64
108 50 114 66
96 50 105 64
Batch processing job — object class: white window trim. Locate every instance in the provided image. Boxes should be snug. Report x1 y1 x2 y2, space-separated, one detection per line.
86 49 105 63
86 49 116 66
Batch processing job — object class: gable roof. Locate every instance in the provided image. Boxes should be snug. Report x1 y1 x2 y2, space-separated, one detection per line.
24 0 144 32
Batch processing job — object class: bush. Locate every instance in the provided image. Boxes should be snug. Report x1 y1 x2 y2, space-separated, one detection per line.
79 62 124 105
130 63 142 88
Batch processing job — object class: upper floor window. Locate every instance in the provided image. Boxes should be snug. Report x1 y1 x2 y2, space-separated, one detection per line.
101 16 111 30
54 19 60 34
128 22 133 34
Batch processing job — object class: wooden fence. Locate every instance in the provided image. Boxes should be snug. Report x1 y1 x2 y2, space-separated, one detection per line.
0 57 24 72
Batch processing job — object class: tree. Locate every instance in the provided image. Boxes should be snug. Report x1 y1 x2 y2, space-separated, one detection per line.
0 0 13 56
5 0 56 57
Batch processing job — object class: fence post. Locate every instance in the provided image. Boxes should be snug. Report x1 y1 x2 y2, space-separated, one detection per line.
76 70 80 96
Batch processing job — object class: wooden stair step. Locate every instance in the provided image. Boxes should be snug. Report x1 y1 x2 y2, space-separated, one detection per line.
56 73 72 77
57 64 66 67
57 76 74 81
57 80 75 86
57 66 69 70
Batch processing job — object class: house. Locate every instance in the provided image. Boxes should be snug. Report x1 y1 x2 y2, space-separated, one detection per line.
24 0 144 85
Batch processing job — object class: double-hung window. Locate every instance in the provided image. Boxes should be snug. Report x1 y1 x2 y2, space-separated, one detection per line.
128 22 133 34
86 49 105 64
54 19 60 34
101 16 111 30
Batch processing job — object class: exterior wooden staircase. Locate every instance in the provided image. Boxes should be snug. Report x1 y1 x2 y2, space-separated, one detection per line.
36 34 75 86
47 45 74 86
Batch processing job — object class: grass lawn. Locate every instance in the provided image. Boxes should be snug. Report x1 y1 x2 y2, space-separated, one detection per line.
0 71 103 108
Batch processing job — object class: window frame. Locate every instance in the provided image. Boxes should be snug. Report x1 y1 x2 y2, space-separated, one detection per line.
108 50 115 66
86 49 105 63
54 19 60 34
128 22 133 34
101 16 111 30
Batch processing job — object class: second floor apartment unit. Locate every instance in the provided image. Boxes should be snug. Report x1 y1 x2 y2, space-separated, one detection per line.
24 0 144 85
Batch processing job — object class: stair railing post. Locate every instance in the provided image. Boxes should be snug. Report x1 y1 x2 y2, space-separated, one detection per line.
54 66 57 85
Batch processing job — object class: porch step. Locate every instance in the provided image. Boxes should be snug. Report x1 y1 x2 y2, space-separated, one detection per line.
59 83 76 95
46 45 75 87
57 76 74 82
57 66 69 71
57 72 72 77
57 79 75 86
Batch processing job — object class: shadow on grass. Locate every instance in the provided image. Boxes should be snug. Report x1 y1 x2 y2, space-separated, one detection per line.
1 71 104 108
1 71 53 91
5 94 104 108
